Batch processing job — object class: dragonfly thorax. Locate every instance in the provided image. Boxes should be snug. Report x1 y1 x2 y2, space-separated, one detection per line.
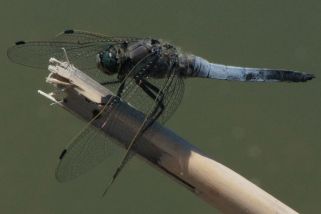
96 40 182 79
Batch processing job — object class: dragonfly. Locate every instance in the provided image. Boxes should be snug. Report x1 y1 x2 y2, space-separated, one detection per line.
7 30 315 195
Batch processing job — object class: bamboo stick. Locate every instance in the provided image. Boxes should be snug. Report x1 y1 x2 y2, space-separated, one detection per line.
39 58 298 214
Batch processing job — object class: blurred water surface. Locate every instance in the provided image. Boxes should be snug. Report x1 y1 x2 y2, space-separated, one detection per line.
1 0 320 213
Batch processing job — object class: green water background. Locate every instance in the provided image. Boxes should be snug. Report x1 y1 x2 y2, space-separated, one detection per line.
1 0 320 213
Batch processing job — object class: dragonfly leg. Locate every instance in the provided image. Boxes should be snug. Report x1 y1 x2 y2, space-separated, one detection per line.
116 81 126 97
134 76 165 126
102 77 165 196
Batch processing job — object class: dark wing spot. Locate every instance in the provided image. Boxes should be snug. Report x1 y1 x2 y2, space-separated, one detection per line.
15 41 26 45
63 29 75 34
59 149 67 159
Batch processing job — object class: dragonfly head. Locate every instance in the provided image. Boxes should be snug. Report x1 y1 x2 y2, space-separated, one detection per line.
96 48 119 75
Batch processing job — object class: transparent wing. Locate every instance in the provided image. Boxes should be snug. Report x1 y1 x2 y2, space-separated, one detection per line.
148 76 184 123
7 30 145 70
7 41 109 69
101 55 185 194
53 29 145 44
55 97 125 182
55 48 184 185
56 126 109 182
121 54 185 124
